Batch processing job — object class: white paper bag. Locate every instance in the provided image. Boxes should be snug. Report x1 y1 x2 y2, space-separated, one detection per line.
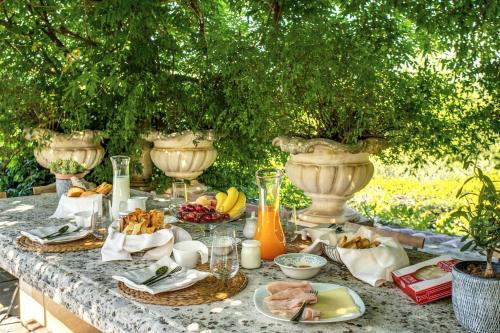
301 226 409 287
50 194 102 219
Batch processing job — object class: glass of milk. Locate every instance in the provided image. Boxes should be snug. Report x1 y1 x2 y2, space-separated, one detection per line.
111 155 130 219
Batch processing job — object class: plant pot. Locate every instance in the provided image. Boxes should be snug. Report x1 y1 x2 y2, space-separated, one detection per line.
452 261 500 333
130 140 153 191
25 129 105 171
273 136 386 224
145 130 217 184
55 173 85 198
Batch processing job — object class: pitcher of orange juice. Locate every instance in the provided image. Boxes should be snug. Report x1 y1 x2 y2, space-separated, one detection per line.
254 169 286 260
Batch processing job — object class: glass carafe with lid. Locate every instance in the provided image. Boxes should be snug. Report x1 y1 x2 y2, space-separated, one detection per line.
111 155 130 219
253 169 286 260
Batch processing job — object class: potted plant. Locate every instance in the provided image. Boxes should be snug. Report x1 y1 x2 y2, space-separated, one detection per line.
450 168 499 333
48 159 87 197
25 129 105 172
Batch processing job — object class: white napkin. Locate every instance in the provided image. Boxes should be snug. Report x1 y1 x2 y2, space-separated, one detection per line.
101 222 191 261
299 228 334 254
21 223 91 244
112 256 210 294
50 194 102 219
301 226 409 287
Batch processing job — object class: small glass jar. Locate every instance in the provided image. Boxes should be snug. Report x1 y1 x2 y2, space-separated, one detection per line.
243 211 257 239
241 240 261 269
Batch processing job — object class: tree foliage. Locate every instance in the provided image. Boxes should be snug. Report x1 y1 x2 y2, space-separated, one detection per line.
0 0 498 194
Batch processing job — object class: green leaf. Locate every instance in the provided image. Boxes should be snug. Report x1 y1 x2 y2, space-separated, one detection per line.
461 241 473 252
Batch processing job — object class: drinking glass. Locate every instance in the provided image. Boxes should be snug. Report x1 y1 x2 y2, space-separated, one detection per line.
171 180 187 201
210 228 239 283
167 180 186 215
92 197 112 240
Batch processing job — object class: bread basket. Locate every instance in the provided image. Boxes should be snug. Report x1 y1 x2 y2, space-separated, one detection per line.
321 242 344 265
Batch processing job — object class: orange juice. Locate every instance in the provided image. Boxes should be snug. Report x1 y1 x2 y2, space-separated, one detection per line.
254 205 285 260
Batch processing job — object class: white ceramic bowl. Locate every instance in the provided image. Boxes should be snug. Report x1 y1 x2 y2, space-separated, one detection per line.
274 253 327 279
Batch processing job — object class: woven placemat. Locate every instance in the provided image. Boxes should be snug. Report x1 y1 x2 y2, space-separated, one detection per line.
16 235 104 253
117 264 247 306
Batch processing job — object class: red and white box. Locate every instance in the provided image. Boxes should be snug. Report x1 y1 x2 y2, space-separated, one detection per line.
391 255 459 304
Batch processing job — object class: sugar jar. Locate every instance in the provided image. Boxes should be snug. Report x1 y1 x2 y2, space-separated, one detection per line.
241 240 261 269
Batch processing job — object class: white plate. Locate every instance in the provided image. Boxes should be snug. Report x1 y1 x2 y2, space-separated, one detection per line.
35 230 91 244
253 282 365 323
112 257 210 295
21 224 91 244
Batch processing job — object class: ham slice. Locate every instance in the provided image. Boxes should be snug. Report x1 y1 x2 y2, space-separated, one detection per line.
265 292 317 310
264 281 320 320
270 307 321 321
266 281 312 295
265 287 313 301
301 307 321 321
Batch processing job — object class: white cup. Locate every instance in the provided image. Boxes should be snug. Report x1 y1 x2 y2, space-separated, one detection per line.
74 211 92 229
173 241 209 269
127 197 147 211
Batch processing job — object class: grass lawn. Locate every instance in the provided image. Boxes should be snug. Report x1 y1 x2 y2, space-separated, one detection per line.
349 159 498 236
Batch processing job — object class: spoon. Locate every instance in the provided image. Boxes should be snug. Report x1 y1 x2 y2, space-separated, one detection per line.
46 226 82 240
146 266 182 286
140 266 169 285
42 225 69 239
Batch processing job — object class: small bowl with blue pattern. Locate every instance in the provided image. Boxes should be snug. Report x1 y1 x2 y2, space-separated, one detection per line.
274 253 327 279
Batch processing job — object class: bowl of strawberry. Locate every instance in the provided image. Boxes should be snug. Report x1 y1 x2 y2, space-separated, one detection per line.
178 202 230 223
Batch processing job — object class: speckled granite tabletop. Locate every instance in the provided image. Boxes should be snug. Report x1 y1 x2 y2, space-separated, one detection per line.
0 194 466 333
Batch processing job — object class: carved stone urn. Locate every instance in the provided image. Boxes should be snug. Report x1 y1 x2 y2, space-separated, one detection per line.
273 136 386 224
25 129 105 172
144 131 217 188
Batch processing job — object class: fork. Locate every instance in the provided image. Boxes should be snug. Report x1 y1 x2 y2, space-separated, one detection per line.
145 266 182 286
46 227 82 240
290 290 318 322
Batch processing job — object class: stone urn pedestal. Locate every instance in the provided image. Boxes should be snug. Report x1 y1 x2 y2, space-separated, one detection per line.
25 129 105 172
130 140 153 191
145 131 217 193
273 136 385 224
54 172 85 198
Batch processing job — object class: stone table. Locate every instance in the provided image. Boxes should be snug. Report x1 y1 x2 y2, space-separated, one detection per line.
0 194 466 333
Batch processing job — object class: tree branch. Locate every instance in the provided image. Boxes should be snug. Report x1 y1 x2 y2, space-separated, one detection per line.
188 0 208 58
58 25 98 47
26 0 66 51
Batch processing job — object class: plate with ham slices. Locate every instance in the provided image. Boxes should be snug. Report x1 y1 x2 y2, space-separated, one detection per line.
254 281 365 323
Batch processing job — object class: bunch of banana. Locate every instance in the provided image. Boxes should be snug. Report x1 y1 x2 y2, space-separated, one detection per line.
215 187 246 218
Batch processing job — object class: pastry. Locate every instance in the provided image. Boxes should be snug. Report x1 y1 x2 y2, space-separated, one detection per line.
338 235 381 249
94 182 112 195
119 209 169 235
80 190 97 197
67 187 85 197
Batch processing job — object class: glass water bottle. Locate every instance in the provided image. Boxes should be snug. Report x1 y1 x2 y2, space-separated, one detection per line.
253 169 286 260
111 155 130 219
